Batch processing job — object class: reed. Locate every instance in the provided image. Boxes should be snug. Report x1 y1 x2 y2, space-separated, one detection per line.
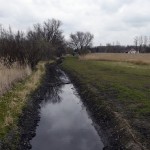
0 62 31 96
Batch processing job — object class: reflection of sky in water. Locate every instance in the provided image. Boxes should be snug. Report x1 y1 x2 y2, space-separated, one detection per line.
31 82 104 150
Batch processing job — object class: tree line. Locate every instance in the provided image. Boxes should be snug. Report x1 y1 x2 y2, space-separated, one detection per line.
91 36 150 53
0 19 66 68
1 18 149 67
134 36 150 53
0 19 94 68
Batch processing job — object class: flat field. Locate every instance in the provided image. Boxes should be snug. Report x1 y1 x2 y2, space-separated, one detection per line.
80 53 150 64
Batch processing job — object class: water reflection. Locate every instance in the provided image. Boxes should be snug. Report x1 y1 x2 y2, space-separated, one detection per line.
42 68 70 104
31 70 104 150
43 85 62 104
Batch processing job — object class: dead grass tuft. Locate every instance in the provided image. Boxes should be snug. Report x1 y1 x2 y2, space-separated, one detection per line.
4 113 14 127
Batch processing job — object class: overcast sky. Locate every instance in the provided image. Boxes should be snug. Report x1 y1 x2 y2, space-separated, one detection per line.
0 0 150 46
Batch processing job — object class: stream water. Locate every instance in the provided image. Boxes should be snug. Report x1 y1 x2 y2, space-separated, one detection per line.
30 70 104 150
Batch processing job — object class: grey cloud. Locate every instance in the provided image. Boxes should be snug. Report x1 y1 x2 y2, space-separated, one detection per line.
0 0 150 45
123 14 150 27
99 0 135 13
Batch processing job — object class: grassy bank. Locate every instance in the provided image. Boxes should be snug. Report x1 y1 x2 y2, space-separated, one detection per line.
62 57 150 149
0 61 47 139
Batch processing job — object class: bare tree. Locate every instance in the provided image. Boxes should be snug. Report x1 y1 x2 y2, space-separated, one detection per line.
144 36 148 47
69 31 94 54
0 18 66 68
134 36 139 51
139 36 144 52
43 19 62 44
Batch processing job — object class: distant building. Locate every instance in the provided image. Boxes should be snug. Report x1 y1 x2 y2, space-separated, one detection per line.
126 48 139 54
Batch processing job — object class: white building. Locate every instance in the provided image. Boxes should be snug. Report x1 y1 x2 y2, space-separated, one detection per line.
128 48 139 54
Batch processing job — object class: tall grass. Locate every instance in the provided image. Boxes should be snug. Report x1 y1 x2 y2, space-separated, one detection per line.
80 53 150 64
0 61 46 138
0 62 31 96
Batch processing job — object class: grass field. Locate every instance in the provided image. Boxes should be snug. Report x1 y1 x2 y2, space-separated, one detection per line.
0 62 46 138
62 56 150 148
80 53 150 64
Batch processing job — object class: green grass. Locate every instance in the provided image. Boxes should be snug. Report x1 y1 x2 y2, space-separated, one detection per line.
62 57 150 119
62 57 150 148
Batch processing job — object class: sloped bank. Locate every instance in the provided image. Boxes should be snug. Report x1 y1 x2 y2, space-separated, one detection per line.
61 58 147 150
0 62 62 150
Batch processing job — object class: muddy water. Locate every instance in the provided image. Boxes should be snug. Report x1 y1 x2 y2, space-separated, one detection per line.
31 71 104 150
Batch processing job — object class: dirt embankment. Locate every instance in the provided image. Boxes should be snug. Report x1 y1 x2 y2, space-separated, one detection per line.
61 66 148 150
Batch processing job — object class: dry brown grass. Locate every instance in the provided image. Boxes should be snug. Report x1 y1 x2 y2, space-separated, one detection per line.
0 61 47 137
0 62 31 96
79 53 150 64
